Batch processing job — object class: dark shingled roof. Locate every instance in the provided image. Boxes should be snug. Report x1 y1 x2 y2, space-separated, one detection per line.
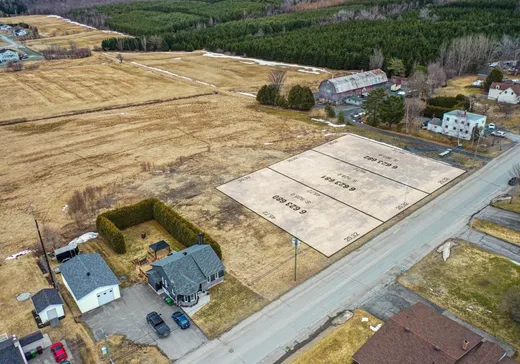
31 288 63 313
151 245 225 296
353 302 490 364
18 331 43 348
458 341 506 364
0 338 25 364
149 240 170 253
60 253 119 300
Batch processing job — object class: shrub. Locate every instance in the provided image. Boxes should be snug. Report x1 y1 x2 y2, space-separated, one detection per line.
96 198 222 258
275 93 288 108
256 84 278 106
337 111 345 124
325 105 335 118
288 85 315 111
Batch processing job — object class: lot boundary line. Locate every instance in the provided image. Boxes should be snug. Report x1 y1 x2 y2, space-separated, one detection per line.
0 92 216 126
266 166 384 223
312 149 430 195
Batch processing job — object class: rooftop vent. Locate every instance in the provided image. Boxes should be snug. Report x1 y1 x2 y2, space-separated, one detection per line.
405 327 411 332
462 340 469 351
183 252 188 256
86 272 91 276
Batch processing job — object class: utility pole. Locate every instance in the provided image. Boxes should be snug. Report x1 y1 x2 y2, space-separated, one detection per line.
292 237 300 281
32 208 56 288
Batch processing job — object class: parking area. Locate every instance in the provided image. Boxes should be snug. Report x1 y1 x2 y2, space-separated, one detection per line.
29 340 76 364
82 283 208 361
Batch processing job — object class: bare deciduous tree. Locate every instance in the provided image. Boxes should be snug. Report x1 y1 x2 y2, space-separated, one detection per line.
116 53 124 63
116 37 125 52
404 97 424 134
140 36 147 52
443 34 499 76
268 69 287 92
427 62 446 94
369 48 384 70
408 68 428 98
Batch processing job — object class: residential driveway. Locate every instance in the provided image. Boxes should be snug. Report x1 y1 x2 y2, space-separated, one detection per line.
476 205 520 231
30 340 77 364
82 283 208 360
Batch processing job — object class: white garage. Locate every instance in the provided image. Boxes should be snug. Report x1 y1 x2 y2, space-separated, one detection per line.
60 253 120 314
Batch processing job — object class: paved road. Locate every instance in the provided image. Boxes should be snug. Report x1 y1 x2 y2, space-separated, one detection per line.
179 142 520 364
0 34 43 62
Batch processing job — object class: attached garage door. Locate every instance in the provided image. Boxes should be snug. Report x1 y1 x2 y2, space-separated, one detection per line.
97 288 115 306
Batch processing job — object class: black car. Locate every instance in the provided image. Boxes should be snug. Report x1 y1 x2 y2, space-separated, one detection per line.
146 312 171 338
509 177 518 186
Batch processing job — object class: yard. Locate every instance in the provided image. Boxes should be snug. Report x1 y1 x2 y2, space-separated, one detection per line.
399 241 520 351
434 75 484 97
473 218 520 246
288 310 382 364
494 195 520 214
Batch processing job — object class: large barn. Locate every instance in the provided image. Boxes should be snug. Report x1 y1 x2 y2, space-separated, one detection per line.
318 69 388 103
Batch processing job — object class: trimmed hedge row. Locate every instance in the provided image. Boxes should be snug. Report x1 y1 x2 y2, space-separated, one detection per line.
96 198 222 259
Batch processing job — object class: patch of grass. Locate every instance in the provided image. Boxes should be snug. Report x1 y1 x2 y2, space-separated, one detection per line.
494 196 520 214
291 310 382 364
434 75 483 97
473 218 520 246
94 334 169 364
192 273 269 338
7 119 72 134
0 256 49 336
248 104 314 124
399 241 520 350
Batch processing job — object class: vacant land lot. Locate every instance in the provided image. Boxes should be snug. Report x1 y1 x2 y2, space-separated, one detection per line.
121 52 327 94
289 310 382 364
26 30 125 50
434 75 483 97
0 54 210 121
399 241 520 350
0 15 93 36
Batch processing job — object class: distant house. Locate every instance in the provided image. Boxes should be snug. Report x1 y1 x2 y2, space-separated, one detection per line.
0 24 12 31
318 69 388 103
353 302 516 364
31 288 65 325
0 49 19 64
488 82 520 104
60 253 120 313
432 110 487 141
147 244 225 307
0 336 27 364
426 117 442 133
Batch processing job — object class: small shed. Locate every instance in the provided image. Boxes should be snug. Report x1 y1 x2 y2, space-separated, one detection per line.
31 288 64 324
148 240 171 260
54 242 79 263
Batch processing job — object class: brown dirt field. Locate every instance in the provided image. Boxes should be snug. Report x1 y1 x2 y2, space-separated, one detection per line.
120 51 328 94
26 30 126 50
0 54 212 121
94 334 169 364
0 15 95 37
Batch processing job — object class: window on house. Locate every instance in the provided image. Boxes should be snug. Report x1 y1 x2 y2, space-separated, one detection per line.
445 125 448 128
218 270 224 278
467 122 470 126
210 273 217 282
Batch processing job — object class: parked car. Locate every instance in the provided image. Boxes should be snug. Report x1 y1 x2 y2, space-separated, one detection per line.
50 342 68 363
509 177 518 186
172 311 191 329
488 123 496 130
146 312 171 337
491 131 505 137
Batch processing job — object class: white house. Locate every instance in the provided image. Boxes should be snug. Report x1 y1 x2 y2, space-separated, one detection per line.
31 288 64 325
0 49 19 64
0 24 13 31
488 82 520 104
439 110 487 141
60 253 120 314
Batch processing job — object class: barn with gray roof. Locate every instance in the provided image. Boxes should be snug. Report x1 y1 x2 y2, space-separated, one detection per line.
318 69 388 103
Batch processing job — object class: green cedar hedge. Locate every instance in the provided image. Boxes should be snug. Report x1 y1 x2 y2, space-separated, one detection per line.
96 198 222 259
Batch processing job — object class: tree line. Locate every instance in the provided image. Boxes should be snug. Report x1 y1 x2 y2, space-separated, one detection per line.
100 0 520 71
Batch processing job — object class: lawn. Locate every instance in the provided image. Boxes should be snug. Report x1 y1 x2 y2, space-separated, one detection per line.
82 220 186 286
473 218 520 246
434 75 484 97
399 241 520 351
494 195 520 214
290 310 382 364
192 273 269 338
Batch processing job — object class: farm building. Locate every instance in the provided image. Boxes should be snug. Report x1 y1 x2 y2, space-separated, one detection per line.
60 253 120 313
318 69 388 103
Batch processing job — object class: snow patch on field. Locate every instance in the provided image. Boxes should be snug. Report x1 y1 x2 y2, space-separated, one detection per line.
234 91 256 98
311 118 346 128
298 69 319 74
130 61 216 87
204 52 329 74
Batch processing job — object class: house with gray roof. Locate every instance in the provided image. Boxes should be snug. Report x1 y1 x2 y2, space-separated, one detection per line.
60 253 120 313
0 336 27 364
147 244 225 307
31 288 64 325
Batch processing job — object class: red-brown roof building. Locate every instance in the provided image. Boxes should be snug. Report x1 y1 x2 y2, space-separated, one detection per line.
353 303 514 364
